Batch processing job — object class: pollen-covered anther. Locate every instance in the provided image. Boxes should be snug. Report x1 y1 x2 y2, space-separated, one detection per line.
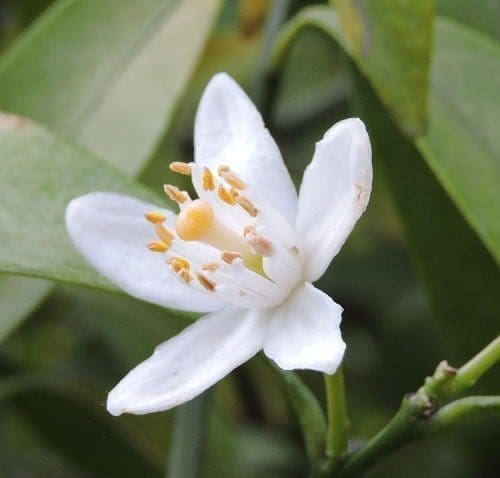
169 162 191 175
167 256 191 273
201 262 220 272
154 223 175 245
218 185 236 205
197 273 217 291
178 268 193 283
147 241 169 253
221 251 242 264
202 167 215 191
217 165 246 190
175 199 214 241
164 185 189 204
235 196 258 217
144 211 166 224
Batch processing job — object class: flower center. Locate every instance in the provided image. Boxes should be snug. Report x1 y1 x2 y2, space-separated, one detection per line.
142 161 301 309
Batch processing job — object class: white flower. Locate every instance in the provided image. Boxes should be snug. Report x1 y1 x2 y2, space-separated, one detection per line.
65 73 372 416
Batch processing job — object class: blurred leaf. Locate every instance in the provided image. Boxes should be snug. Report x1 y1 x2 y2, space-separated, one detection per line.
0 0 222 175
277 1 433 136
0 0 221 337
437 0 500 41
416 18 500 264
0 274 49 341
0 114 160 289
0 375 163 477
349 68 500 360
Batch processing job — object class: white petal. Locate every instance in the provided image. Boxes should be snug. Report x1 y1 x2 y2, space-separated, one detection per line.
194 72 297 223
295 118 372 282
107 307 268 415
65 192 223 313
263 283 345 374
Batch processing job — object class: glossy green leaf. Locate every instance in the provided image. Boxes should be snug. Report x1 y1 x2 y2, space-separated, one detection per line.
0 114 160 289
0 0 221 337
350 68 500 360
416 18 500 264
0 0 222 175
0 375 163 477
274 2 433 137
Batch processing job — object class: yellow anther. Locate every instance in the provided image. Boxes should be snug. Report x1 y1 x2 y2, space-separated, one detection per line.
217 165 246 190
167 256 191 273
221 251 242 264
145 211 166 224
202 167 215 191
201 262 220 271
197 273 216 291
235 196 258 217
175 199 214 241
218 185 236 205
169 162 191 175
147 241 169 253
164 184 189 204
230 187 239 198
178 268 193 283
155 224 175 245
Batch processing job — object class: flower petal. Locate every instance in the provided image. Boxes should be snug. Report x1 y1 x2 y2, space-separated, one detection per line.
295 118 372 282
194 72 297 223
66 192 223 313
107 307 267 415
263 283 345 374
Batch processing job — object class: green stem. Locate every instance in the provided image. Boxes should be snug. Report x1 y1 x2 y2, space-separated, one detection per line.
420 396 500 435
166 392 211 478
324 365 349 469
335 336 500 477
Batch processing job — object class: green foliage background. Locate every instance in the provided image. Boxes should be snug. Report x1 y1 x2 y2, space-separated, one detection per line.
0 1 498 477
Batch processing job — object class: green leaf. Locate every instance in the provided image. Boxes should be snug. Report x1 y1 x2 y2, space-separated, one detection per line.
274 2 433 137
437 0 500 41
0 114 161 289
349 68 500 360
0 375 164 477
0 0 222 175
416 18 500 264
0 0 221 335
0 274 50 341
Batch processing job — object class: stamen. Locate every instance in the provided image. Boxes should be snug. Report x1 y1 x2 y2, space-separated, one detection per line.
217 165 246 190
169 162 191 175
155 224 175 245
202 167 215 191
221 251 242 264
201 262 220 271
178 268 193 283
218 185 236 205
145 211 166 224
147 241 169 253
235 196 258 217
175 199 215 241
164 184 189 204
197 273 216 291
167 256 190 273
244 227 272 256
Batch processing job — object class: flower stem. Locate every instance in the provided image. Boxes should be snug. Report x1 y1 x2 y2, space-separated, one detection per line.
335 336 500 477
324 365 349 469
